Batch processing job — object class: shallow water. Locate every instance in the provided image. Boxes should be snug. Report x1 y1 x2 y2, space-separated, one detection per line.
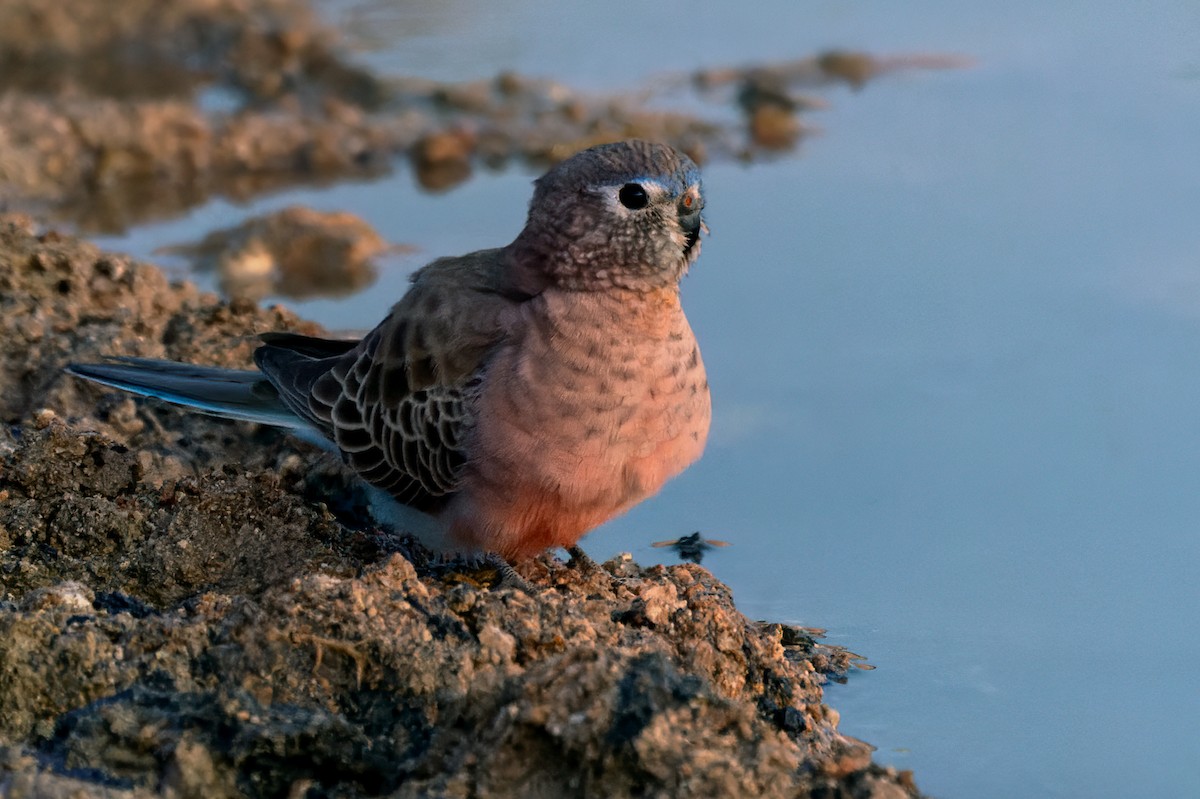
96 1 1200 796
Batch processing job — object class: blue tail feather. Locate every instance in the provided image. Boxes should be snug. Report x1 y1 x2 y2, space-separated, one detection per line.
65 357 306 430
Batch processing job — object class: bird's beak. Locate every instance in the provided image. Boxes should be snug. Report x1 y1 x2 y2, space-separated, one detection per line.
678 188 704 256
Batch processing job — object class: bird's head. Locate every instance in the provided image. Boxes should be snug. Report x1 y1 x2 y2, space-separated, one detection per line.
511 140 706 292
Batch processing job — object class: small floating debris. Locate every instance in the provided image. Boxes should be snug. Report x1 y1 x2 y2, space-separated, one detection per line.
651 531 730 564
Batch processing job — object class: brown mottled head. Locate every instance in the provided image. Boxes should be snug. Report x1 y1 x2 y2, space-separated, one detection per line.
510 140 705 292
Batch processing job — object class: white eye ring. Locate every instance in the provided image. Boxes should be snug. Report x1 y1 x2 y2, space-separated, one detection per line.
605 179 668 212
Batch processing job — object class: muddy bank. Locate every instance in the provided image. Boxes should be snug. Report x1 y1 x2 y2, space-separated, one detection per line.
0 220 921 796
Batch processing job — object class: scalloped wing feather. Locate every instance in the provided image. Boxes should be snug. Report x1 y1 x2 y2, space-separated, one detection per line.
256 248 528 513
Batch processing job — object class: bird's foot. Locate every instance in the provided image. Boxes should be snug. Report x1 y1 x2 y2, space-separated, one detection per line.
483 552 537 594
421 551 536 594
565 545 638 590
566 545 602 574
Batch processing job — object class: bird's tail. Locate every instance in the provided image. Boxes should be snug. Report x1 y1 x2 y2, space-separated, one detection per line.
65 357 307 430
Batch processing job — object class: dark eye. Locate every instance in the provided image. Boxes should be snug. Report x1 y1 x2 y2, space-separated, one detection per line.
618 183 649 210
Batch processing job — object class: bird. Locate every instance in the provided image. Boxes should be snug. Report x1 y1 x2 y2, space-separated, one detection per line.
67 140 712 564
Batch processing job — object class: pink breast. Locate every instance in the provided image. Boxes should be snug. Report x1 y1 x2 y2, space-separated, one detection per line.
440 290 710 558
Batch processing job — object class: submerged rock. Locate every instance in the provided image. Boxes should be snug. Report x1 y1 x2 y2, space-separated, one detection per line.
158 206 411 301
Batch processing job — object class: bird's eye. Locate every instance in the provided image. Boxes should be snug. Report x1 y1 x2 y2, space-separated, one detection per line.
618 183 649 210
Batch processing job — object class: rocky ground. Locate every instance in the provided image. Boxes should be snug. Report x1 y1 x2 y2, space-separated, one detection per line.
0 0 941 795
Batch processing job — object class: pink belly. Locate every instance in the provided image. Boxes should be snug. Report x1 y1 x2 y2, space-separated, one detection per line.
441 290 710 558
